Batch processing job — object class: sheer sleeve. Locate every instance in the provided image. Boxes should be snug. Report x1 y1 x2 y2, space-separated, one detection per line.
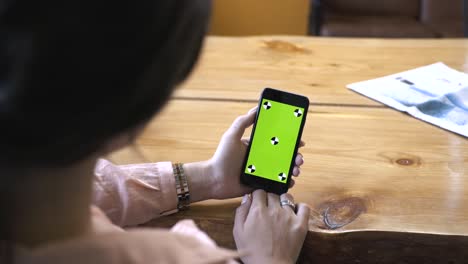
93 159 178 227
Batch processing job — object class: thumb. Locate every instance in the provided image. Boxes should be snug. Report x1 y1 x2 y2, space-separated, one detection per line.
225 107 257 140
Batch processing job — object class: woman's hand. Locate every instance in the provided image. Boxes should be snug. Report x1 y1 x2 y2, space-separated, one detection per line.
233 190 310 264
207 107 305 200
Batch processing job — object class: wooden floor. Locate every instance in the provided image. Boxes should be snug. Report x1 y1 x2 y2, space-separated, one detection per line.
110 36 468 263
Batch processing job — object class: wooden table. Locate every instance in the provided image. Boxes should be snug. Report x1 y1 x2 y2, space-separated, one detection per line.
110 36 468 263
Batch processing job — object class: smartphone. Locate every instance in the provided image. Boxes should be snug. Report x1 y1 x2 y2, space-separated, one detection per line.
240 88 309 195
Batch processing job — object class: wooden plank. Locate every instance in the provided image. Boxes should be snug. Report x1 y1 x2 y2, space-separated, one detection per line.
110 99 468 262
175 36 468 107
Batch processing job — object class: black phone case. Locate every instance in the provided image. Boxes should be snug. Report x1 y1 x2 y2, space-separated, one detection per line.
240 87 309 194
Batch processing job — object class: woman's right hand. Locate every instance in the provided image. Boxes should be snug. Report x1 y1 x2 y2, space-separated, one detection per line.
233 190 310 264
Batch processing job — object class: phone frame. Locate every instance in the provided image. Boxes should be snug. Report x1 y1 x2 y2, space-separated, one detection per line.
240 87 309 194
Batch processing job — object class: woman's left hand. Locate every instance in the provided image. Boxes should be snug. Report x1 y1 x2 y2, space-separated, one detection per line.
207 107 305 200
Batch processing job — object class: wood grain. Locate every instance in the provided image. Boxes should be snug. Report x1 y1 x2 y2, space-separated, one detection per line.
176 36 468 107
110 99 468 262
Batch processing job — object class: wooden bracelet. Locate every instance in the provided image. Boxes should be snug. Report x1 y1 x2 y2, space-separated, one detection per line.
173 163 190 211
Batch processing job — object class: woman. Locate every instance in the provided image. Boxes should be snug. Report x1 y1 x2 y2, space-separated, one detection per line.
0 0 310 263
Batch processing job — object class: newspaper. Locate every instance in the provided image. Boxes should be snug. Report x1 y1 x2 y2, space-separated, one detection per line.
347 62 468 137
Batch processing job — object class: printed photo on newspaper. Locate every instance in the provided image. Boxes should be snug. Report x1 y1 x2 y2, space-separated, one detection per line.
347 62 468 137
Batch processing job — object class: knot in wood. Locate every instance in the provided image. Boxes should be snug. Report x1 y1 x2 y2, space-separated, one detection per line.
320 197 366 230
396 158 414 166
378 152 422 167
262 40 308 53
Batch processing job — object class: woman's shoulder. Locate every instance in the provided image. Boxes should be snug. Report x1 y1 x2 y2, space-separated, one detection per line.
18 226 238 264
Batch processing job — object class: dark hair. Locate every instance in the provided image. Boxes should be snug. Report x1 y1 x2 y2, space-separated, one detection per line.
0 0 211 167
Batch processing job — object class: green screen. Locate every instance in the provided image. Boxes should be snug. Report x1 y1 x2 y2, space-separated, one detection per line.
244 99 304 183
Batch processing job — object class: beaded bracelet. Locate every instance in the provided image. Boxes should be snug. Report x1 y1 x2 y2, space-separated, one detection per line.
172 163 190 211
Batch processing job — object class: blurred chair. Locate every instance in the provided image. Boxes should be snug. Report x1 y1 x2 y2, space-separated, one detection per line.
309 0 467 38
421 0 465 37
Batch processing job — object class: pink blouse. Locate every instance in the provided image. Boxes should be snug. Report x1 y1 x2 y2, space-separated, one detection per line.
15 159 239 264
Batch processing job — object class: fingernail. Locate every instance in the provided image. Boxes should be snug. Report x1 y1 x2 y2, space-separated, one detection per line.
241 194 249 204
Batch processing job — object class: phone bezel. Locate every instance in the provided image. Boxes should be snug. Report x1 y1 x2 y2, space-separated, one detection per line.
240 87 309 194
